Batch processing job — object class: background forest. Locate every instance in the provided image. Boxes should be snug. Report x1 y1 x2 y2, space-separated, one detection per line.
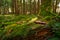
0 0 60 40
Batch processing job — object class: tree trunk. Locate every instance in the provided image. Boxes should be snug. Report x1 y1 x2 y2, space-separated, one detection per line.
23 0 25 14
53 0 57 13
19 0 22 14
12 0 15 14
30 0 32 14
38 0 40 13
0 0 2 14
15 0 19 14
12 0 19 14
34 0 36 14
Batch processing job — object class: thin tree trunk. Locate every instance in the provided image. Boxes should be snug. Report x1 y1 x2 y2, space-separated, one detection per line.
52 0 57 13
38 0 40 12
37 0 40 15
54 0 57 13
15 0 19 14
0 0 1 14
30 0 32 14
23 0 25 14
12 0 15 14
0 7 1 14
19 0 22 14
34 0 36 14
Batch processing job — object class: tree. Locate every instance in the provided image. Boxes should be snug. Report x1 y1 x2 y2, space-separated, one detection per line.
23 0 25 14
53 0 57 13
29 0 32 14
0 0 2 14
12 0 19 14
19 0 22 14
37 0 40 15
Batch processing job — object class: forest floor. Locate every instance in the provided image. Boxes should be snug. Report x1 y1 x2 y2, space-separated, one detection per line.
0 14 60 40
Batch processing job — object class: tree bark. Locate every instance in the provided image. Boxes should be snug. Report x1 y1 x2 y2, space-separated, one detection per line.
53 0 57 13
12 0 19 14
23 0 25 14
